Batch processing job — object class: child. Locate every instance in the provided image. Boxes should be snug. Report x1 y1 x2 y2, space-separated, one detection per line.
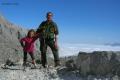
20 29 39 68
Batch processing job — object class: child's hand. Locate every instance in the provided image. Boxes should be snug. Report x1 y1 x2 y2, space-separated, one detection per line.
20 42 25 48
35 33 40 37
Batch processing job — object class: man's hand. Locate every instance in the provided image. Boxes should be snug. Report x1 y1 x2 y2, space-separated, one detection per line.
54 35 58 49
54 41 58 49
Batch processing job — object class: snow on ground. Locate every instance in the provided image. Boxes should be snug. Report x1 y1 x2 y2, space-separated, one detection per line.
0 65 81 80
0 65 118 80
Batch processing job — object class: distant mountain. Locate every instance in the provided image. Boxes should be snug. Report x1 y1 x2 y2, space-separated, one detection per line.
105 43 120 47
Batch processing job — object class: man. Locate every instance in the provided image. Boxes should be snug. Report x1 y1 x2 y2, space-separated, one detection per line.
36 12 60 68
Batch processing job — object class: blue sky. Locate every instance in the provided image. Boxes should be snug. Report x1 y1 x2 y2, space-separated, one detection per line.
0 0 120 44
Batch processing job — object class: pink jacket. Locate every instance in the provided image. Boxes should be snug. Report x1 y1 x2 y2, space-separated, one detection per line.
20 37 38 53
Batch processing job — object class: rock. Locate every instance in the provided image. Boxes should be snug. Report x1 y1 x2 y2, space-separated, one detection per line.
65 59 77 71
76 51 120 76
90 51 110 76
36 59 41 64
0 14 41 64
5 59 15 66
112 75 119 80
76 52 91 76
0 15 25 63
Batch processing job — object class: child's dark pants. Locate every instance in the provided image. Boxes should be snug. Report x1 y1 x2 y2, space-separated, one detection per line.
23 52 35 62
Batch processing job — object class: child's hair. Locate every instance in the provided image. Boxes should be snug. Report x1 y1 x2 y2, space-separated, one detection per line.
27 29 36 37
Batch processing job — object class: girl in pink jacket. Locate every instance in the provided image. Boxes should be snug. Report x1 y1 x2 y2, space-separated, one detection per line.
20 29 39 67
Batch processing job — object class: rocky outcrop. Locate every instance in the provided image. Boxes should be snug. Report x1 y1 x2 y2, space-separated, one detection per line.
76 51 120 77
65 59 77 71
0 14 49 64
0 16 22 63
0 15 27 63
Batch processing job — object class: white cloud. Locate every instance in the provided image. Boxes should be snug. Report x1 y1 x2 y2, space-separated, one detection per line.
59 43 120 57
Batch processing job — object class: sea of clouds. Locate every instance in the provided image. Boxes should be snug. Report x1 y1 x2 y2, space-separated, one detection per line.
59 43 120 57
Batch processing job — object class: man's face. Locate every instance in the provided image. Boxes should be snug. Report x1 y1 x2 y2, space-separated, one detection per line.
47 13 53 21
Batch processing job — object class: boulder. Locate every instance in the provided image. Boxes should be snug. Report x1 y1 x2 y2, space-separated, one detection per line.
76 51 120 76
65 59 77 71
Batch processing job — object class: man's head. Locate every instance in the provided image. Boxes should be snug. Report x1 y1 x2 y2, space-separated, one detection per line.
46 12 53 21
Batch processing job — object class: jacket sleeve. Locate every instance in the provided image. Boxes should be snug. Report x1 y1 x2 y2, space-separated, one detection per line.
53 22 59 35
32 33 40 42
36 21 44 33
20 38 26 47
